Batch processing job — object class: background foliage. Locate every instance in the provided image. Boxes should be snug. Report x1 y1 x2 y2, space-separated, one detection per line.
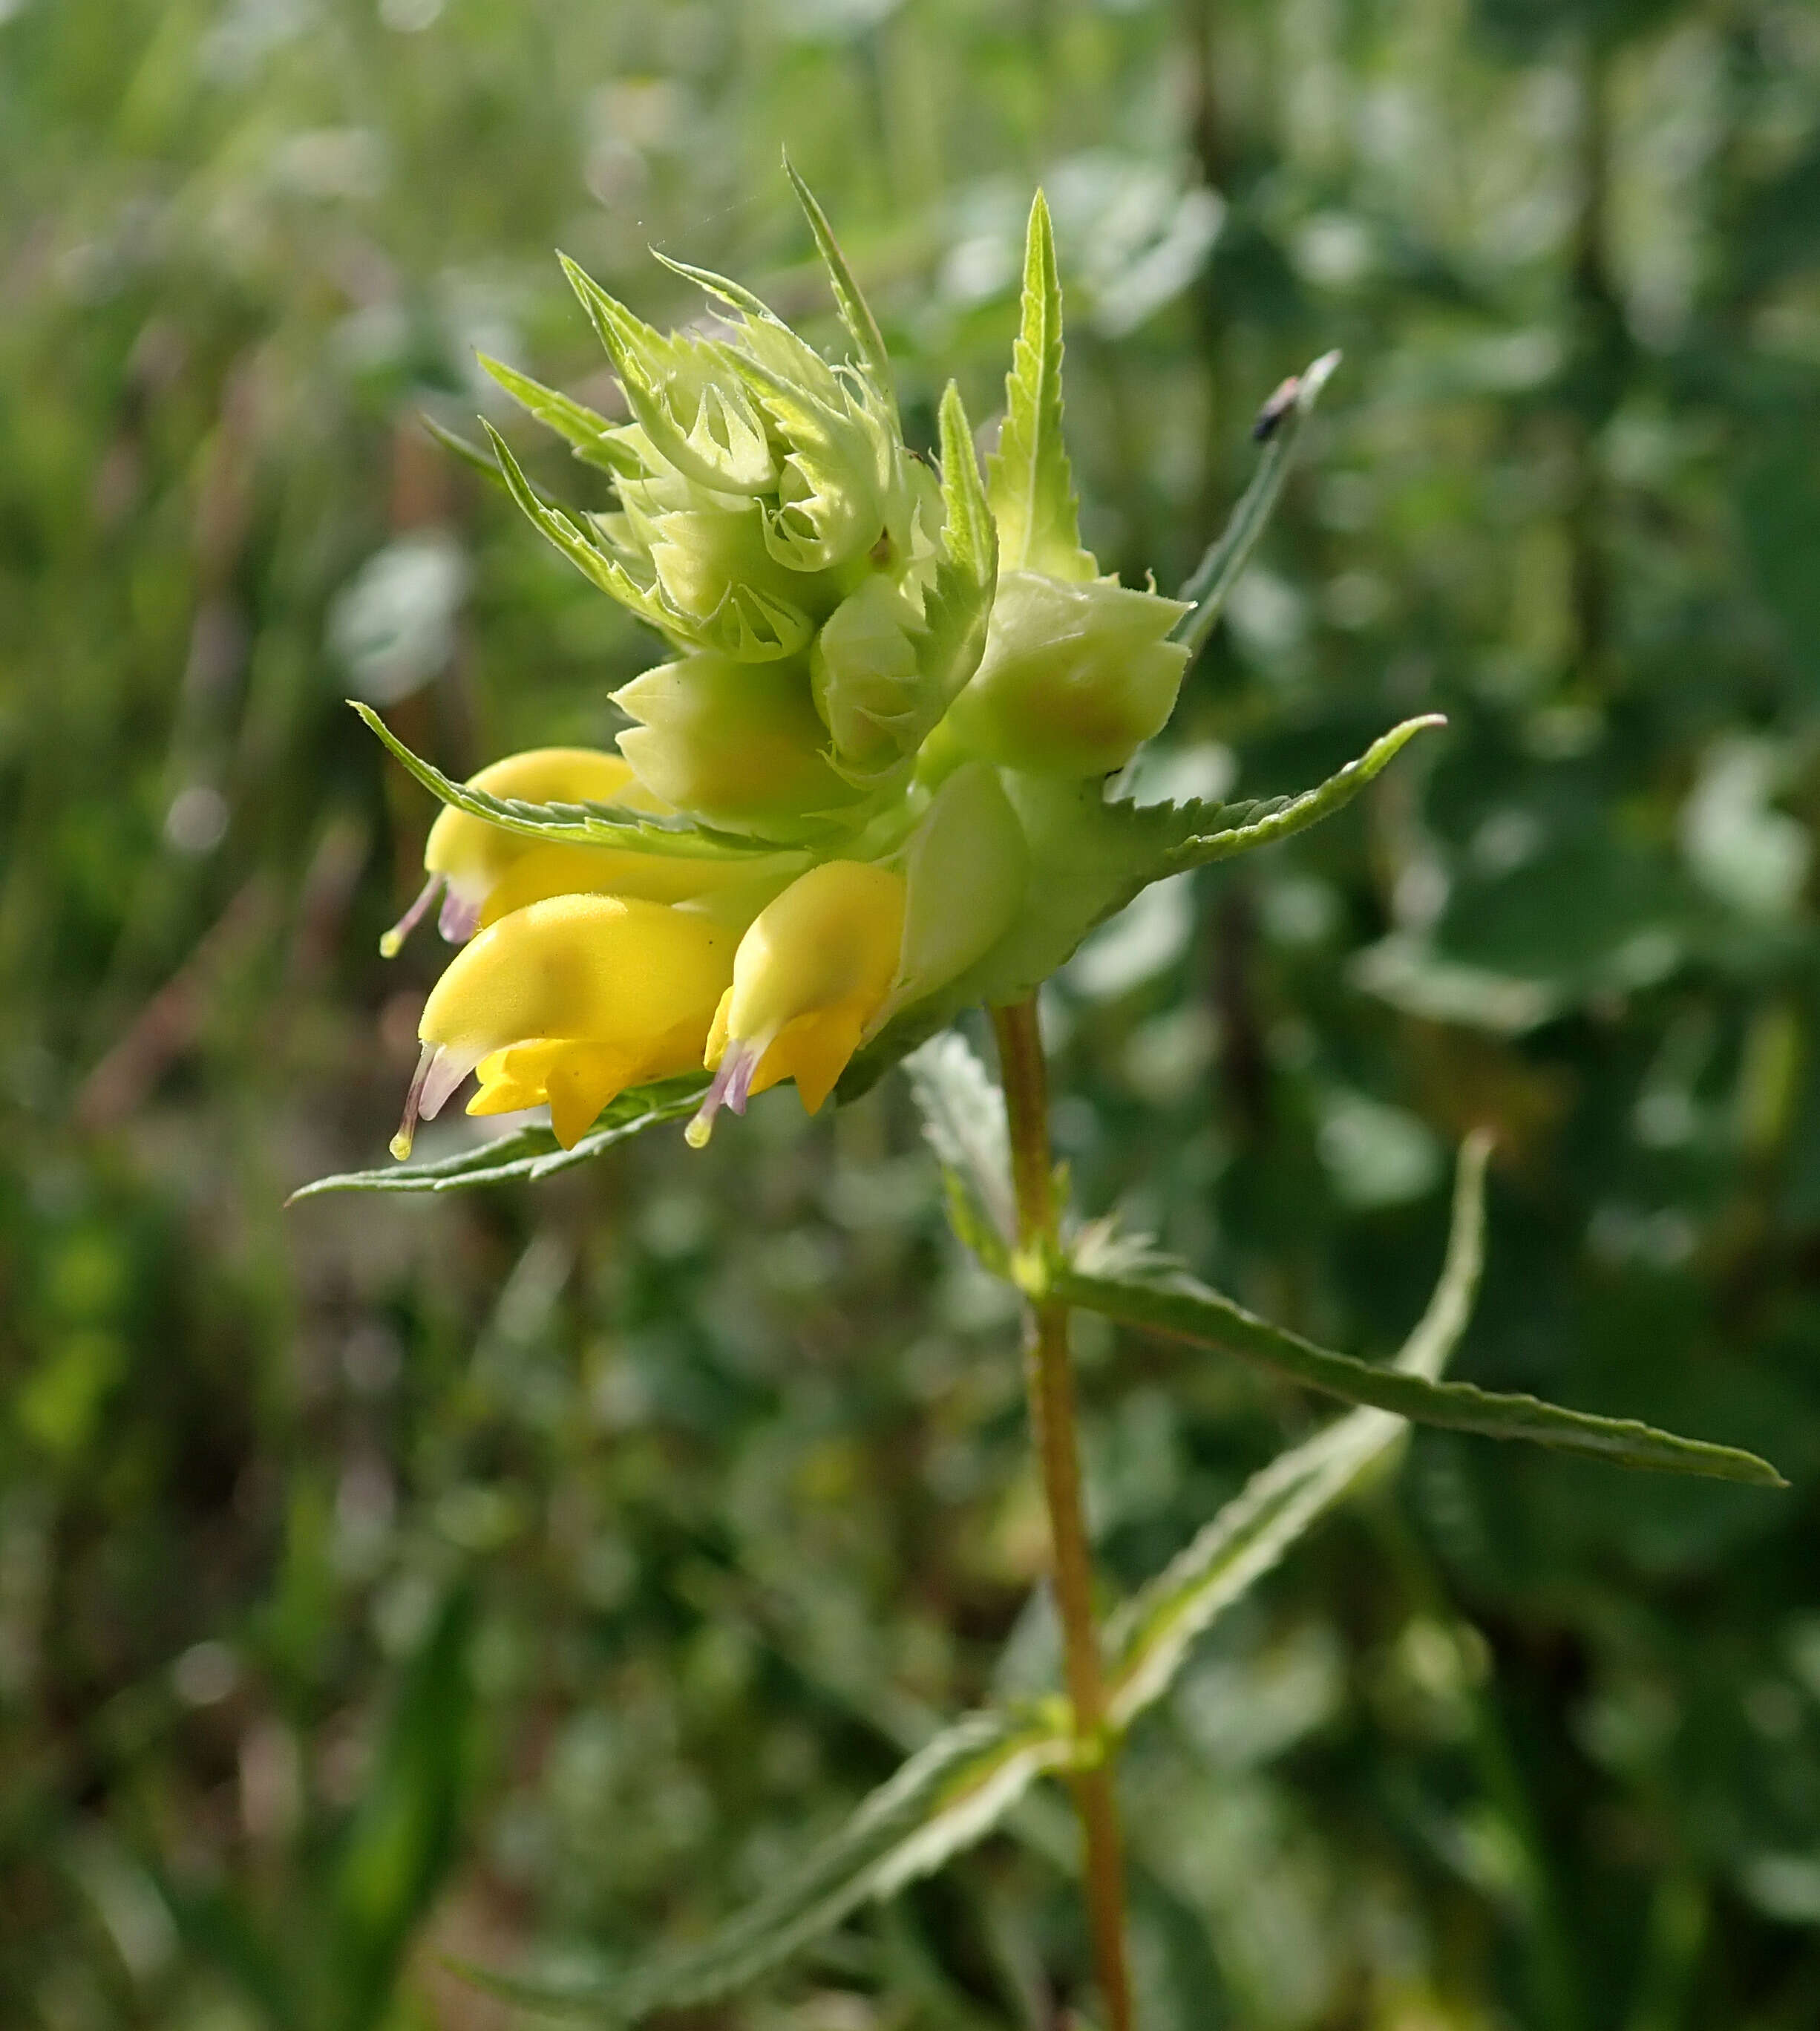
3 0 1819 2024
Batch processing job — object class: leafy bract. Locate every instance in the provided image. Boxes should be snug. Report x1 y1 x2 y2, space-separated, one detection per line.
457 1705 1073 2024
1106 1134 1490 1725
986 192 1096 583
350 701 788 859
289 1080 708 1201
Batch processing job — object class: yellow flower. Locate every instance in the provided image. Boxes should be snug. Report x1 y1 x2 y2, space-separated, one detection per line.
393 891 735 1157
381 747 670 953
687 860 906 1147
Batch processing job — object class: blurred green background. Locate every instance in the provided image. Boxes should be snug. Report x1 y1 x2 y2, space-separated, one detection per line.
4 0 1819 2024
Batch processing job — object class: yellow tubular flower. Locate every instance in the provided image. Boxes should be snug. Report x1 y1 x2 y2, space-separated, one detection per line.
382 748 667 954
393 891 735 1157
687 860 906 1148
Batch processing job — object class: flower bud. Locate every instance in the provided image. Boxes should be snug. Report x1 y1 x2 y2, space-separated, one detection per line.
940 570 1192 777
810 575 926 776
614 653 866 836
394 891 735 1154
688 860 906 1143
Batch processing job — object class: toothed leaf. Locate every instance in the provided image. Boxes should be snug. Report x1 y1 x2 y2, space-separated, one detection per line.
839 716 1445 1099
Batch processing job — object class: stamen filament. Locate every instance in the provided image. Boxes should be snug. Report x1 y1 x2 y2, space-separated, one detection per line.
379 874 442 958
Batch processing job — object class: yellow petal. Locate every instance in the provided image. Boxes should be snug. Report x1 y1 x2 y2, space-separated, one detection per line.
422 892 732 1060
477 840 794 928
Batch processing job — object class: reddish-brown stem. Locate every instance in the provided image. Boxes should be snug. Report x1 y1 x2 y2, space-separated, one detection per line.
990 998 1134 2031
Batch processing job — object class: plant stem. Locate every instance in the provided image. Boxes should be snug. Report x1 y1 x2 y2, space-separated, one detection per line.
990 998 1135 2031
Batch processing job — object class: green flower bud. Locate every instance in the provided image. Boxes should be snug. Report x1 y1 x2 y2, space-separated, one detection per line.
811 575 927 777
614 653 865 837
938 570 1192 777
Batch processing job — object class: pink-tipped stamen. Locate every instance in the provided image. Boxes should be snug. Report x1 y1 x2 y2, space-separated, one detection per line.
437 886 483 943
390 1041 484 1160
379 874 442 958
391 1041 437 1160
684 1039 762 1150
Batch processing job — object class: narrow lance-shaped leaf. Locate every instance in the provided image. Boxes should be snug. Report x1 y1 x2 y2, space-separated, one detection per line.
783 152 897 416
986 191 1096 583
1104 1135 1491 1727
289 1079 710 1203
349 696 786 859
1171 349 1341 666
1058 1246 1784 1488
456 1706 1074 2024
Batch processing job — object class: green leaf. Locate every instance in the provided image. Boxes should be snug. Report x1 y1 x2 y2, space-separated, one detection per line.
457 1705 1073 2023
1171 349 1341 664
1104 1135 1491 1727
288 1079 708 1201
347 699 787 860
904 1031 1015 1271
474 354 640 476
1058 1210 1785 1488
986 191 1096 583
784 152 897 413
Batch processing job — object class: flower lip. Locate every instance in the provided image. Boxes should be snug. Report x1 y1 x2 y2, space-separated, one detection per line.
687 859 906 1148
